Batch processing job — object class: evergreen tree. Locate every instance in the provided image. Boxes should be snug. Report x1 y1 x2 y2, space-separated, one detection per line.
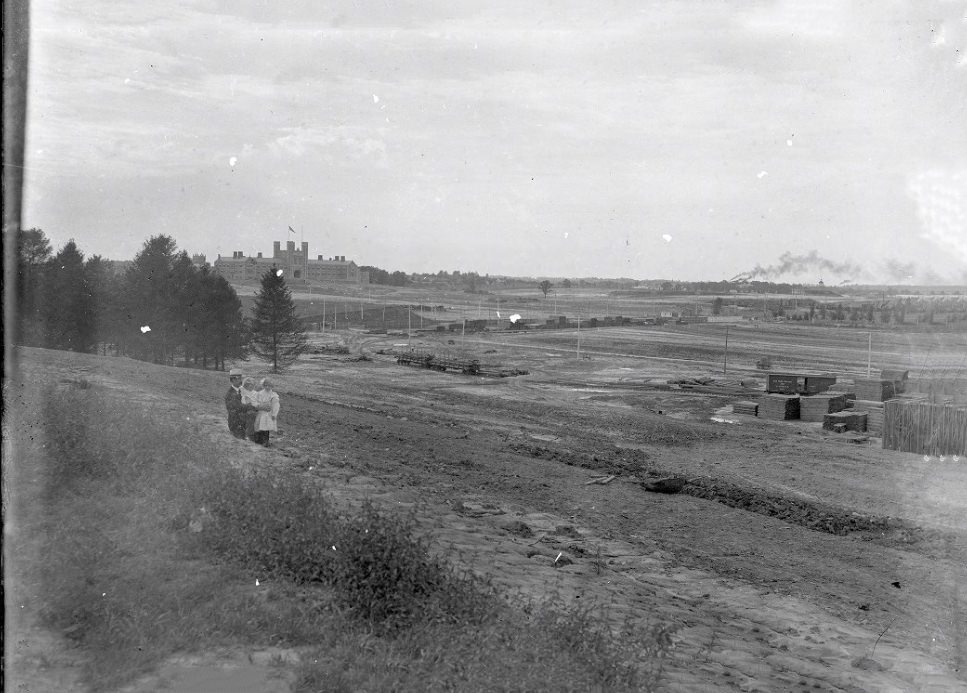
250 268 306 372
84 255 122 355
121 235 181 363
196 269 247 370
43 240 98 352
15 228 52 345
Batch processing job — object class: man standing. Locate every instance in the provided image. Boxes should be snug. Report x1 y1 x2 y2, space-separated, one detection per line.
225 368 249 438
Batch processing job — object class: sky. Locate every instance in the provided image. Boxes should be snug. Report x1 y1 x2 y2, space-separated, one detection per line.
21 0 967 283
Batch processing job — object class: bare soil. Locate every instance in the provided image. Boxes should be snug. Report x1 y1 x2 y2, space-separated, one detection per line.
8 329 967 691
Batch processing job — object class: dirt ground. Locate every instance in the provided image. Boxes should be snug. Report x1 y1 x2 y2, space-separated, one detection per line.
7 331 967 691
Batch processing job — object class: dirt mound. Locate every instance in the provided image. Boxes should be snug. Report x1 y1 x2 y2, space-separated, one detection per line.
679 479 913 537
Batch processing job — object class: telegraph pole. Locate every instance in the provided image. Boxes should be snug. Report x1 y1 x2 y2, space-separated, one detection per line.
577 317 581 360
867 332 872 377
723 325 730 375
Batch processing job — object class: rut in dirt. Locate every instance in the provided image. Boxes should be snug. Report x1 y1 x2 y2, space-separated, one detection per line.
508 441 930 543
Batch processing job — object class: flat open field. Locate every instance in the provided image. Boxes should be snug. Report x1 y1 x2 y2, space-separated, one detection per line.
9 316 967 690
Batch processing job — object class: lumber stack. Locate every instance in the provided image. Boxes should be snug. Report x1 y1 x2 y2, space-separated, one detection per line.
732 401 759 416
759 394 800 420
800 394 846 422
852 399 885 436
853 378 896 402
882 400 967 456
823 411 867 433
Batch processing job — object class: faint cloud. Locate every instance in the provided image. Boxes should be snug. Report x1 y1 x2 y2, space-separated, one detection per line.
268 126 388 167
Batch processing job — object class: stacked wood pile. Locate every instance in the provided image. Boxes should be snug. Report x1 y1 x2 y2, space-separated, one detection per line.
853 378 896 402
852 400 884 435
882 400 967 456
732 401 759 416
396 350 528 377
854 394 928 436
800 394 846 422
759 394 800 420
823 411 867 433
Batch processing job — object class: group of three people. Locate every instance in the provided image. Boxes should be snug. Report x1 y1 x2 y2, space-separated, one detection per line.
225 368 280 446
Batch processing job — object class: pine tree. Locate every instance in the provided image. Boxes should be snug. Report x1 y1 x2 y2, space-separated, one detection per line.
122 235 181 363
250 267 307 372
15 228 52 345
43 240 98 352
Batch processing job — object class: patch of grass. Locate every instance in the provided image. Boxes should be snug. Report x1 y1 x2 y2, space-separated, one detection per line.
7 372 671 692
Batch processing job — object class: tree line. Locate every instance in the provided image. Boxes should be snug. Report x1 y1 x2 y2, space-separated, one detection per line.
14 230 306 371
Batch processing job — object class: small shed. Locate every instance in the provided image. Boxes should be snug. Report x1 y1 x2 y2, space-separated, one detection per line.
880 369 910 394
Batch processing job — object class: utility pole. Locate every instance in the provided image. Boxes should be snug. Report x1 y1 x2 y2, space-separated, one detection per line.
867 332 872 377
408 307 411 348
579 315 584 357
321 296 326 333
723 325 730 375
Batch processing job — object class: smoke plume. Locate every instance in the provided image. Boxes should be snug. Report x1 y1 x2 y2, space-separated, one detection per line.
747 251 864 281
883 258 917 282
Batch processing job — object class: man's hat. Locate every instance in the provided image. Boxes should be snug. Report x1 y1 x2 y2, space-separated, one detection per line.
229 368 243 377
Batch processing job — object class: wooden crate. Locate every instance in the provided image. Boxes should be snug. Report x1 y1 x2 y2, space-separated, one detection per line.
766 373 836 395
803 376 837 394
766 373 800 394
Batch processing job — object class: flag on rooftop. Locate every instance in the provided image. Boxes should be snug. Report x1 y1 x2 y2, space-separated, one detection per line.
288 225 296 234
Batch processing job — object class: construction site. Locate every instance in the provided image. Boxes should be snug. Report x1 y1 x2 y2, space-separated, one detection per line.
254 284 967 689
10 281 967 692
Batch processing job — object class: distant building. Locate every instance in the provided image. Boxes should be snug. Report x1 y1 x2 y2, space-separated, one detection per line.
191 254 208 268
213 241 368 285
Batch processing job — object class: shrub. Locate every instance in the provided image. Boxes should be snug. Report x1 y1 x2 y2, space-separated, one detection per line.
196 476 494 632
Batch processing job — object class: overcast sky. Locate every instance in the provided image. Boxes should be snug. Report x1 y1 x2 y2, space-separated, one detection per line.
22 0 967 283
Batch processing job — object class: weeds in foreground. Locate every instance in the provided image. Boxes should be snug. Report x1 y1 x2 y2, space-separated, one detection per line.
9 376 671 691
196 471 495 633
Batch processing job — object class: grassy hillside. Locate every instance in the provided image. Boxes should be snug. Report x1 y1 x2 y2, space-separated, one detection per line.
5 357 669 691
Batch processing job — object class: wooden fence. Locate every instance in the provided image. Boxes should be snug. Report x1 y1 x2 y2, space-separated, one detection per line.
882 400 967 456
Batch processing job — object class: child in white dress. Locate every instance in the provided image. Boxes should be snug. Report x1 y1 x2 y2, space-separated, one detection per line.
253 378 280 446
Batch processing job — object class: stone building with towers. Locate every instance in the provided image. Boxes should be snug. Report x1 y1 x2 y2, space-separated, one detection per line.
213 240 368 285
